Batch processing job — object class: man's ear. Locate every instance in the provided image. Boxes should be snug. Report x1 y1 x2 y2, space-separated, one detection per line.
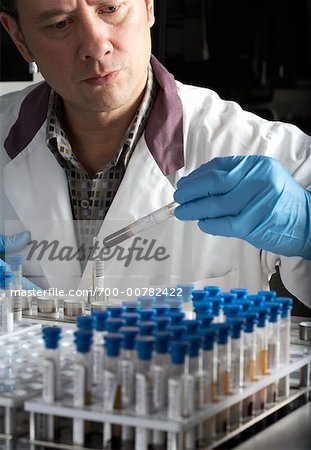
146 0 155 27
0 13 34 62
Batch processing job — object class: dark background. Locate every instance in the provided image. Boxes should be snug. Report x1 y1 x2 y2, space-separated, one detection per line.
1 0 311 314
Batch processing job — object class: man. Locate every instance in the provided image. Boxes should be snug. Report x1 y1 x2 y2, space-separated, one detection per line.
0 1 310 306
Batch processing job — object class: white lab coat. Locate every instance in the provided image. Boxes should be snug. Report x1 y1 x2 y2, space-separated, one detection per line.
1 61 311 305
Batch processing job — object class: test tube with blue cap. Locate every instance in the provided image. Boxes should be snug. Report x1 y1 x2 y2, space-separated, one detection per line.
92 310 109 390
73 330 93 446
119 326 139 448
103 333 123 448
135 335 155 450
266 302 282 405
275 297 293 398
151 331 172 449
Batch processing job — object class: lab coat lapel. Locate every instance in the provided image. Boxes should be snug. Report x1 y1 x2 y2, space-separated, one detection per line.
4 127 81 290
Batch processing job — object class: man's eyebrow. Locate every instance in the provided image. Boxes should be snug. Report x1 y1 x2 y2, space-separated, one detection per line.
36 9 74 23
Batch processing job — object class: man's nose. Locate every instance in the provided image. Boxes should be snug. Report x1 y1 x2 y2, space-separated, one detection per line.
78 16 113 61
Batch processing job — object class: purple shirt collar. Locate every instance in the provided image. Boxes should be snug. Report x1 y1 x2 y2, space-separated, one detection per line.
5 56 184 175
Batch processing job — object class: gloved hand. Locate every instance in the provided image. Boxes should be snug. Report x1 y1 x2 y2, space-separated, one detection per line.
0 231 41 290
174 155 311 260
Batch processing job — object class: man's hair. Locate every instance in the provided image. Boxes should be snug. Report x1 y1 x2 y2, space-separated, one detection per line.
0 1 18 19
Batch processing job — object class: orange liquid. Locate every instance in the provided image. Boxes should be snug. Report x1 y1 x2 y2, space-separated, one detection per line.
261 349 268 375
250 360 256 382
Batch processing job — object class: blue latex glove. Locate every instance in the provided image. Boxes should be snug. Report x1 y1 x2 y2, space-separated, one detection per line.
0 231 41 290
174 155 311 259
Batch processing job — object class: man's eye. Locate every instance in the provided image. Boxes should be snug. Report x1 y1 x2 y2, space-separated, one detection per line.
51 19 70 29
101 5 121 14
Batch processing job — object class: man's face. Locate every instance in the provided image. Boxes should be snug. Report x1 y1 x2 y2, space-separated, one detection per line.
3 0 154 115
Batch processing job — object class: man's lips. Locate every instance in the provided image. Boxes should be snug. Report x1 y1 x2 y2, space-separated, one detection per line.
82 70 121 84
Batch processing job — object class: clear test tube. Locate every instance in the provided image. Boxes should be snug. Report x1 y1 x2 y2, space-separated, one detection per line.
7 255 23 321
119 326 139 449
151 331 172 450
198 328 218 448
266 302 282 405
167 341 190 450
135 335 155 450
3 273 14 333
184 335 202 450
103 333 123 449
239 312 258 422
253 307 270 414
91 310 109 396
212 323 232 439
226 318 244 430
275 298 293 399
73 330 93 447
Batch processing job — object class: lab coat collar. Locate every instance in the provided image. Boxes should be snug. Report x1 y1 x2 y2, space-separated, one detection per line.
4 57 184 175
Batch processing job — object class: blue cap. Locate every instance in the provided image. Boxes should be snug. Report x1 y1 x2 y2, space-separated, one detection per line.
154 305 170 316
121 312 140 326
176 283 195 302
257 290 276 302
74 330 93 353
199 328 217 351
167 325 186 341
153 315 172 331
7 255 23 271
253 307 270 328
105 317 126 333
42 326 62 349
169 341 188 365
193 300 212 316
267 302 281 322
107 306 125 318
92 310 109 331
167 311 185 325
246 295 264 307
76 315 94 331
104 333 122 357
211 323 231 345
122 300 139 312
231 288 248 299
137 321 156 336
275 297 293 318
238 312 258 332
192 290 208 302
237 300 254 312
204 285 221 296
119 326 139 350
136 335 155 360
182 319 202 335
154 331 172 354
166 298 183 310
210 296 224 314
223 304 243 318
226 318 244 339
139 309 155 321
137 296 155 308
200 313 214 328
184 335 201 358
221 292 238 304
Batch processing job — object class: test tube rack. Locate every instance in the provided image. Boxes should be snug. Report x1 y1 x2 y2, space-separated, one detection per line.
0 322 310 450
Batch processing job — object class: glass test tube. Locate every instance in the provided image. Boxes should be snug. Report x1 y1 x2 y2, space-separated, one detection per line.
92 311 108 395
151 331 171 450
276 298 293 399
198 329 218 448
8 255 23 321
119 326 139 448
240 312 258 422
185 335 201 450
3 273 14 333
103 333 122 449
254 307 270 414
227 318 244 430
135 336 155 450
266 303 281 405
212 323 231 438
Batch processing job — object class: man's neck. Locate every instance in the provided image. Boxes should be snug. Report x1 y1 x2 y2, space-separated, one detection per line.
62 92 145 178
